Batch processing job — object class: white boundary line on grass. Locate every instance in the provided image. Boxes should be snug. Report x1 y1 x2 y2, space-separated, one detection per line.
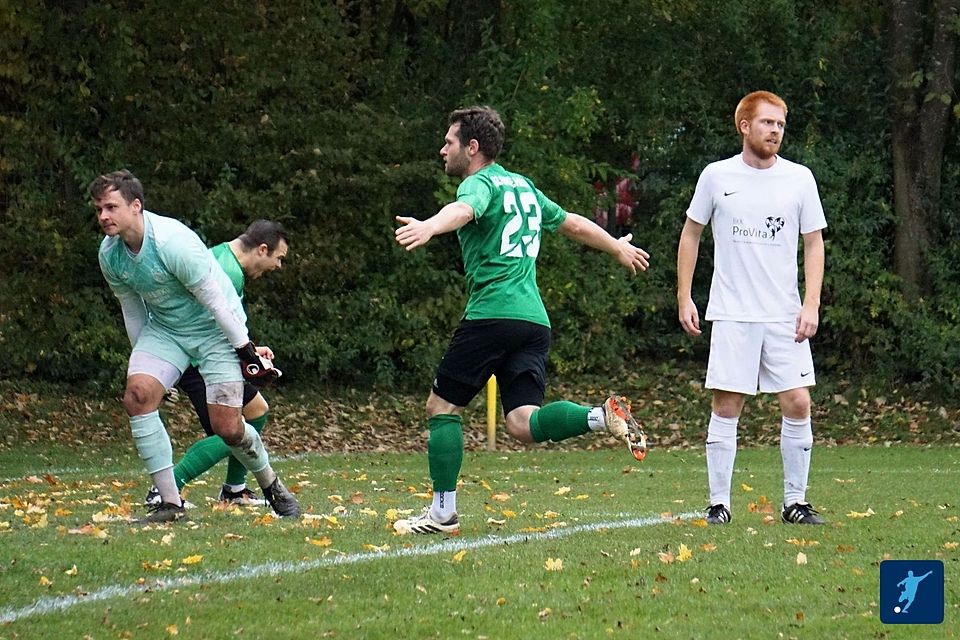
0 511 697 625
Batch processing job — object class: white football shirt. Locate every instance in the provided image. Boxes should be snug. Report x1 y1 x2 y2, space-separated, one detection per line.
686 154 827 322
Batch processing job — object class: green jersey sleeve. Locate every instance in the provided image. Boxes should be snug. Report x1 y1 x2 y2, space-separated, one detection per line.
534 188 567 232
456 174 496 218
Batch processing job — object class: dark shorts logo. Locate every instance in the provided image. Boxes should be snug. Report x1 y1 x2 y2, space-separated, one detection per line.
879 560 944 624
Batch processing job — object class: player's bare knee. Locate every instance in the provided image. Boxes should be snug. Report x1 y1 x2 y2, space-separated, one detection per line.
211 415 244 445
425 392 460 418
503 409 534 443
779 389 811 419
243 393 269 420
123 383 155 415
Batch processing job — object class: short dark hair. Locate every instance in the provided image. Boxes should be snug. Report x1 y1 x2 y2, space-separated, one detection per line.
237 219 289 253
449 106 505 160
88 169 144 205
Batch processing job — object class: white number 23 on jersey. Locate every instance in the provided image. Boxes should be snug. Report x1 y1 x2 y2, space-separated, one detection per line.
500 191 542 258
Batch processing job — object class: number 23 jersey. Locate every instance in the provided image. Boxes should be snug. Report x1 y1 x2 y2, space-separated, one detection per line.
455 163 567 327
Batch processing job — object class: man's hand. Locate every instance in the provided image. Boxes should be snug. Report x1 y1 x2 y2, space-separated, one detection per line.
795 303 819 343
614 233 650 275
678 297 702 336
395 216 435 251
236 342 282 387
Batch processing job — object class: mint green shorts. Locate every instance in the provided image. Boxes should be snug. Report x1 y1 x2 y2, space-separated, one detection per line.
130 322 242 387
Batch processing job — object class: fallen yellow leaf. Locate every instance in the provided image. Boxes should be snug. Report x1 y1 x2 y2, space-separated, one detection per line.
307 536 333 547
39 575 52 586
451 550 467 563
166 624 178 636
786 538 820 548
64 565 78 576
544 557 563 571
741 483 753 492
181 555 203 565
253 514 276 525
943 542 959 551
677 544 692 562
491 493 510 502
846 508 875 519
496 597 507 606
554 487 571 496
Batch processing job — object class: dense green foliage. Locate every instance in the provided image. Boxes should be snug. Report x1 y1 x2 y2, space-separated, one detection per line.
1 1 958 395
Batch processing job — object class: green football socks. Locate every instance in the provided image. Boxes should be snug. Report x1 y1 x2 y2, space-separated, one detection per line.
427 414 464 492
529 401 590 443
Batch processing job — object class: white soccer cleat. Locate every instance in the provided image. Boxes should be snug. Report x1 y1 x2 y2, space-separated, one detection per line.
393 507 460 535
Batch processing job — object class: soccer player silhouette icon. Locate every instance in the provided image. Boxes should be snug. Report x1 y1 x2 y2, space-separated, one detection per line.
897 570 933 613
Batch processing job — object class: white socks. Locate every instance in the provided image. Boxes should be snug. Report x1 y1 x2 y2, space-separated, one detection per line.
706 413 739 508
586 407 605 431
781 415 813 506
431 490 457 522
151 468 181 506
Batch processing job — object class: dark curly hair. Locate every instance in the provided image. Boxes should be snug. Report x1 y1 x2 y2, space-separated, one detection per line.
448 106 505 160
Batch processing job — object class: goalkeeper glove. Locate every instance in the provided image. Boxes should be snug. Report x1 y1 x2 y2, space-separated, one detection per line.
235 342 282 387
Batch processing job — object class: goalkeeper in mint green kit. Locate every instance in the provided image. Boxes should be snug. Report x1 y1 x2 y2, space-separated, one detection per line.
93 170 300 523
144 220 289 508
393 106 650 535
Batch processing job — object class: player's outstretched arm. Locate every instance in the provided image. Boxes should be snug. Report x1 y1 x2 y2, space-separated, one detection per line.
557 212 650 275
395 202 475 251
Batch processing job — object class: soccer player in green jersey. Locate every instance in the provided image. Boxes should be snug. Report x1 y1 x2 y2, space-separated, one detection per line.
392 106 650 535
144 221 289 508
93 170 300 523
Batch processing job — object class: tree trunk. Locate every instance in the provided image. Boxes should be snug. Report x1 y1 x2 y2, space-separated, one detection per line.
889 0 959 295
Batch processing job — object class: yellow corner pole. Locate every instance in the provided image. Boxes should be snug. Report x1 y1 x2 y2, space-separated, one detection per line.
486 375 497 451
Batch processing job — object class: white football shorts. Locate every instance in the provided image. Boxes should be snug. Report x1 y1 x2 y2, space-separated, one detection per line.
705 320 815 395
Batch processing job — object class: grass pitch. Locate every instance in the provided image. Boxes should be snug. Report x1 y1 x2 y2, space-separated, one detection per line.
0 444 957 639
